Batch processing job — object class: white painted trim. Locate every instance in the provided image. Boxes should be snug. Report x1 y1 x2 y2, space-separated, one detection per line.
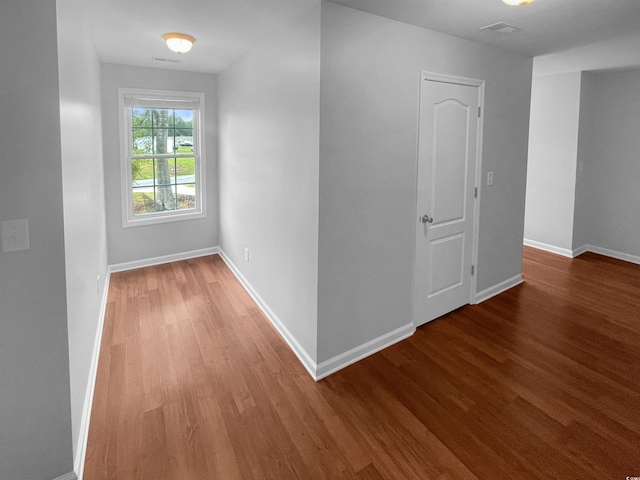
218 250 417 382
475 274 523 303
414 71 485 321
420 70 485 88
471 81 485 303
572 244 589 257
109 246 220 273
118 87 207 229
52 472 77 480
315 323 415 380
108 248 418 386
217 249 319 380
578 244 640 266
73 247 220 479
73 270 111 480
523 238 573 258
524 241 640 266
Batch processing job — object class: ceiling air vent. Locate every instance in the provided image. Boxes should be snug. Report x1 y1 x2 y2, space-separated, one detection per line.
480 22 521 34
152 57 181 64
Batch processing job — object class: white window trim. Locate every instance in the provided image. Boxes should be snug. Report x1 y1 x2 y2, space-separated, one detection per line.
118 87 207 228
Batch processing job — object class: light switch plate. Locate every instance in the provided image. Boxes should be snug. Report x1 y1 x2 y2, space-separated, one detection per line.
1 219 30 253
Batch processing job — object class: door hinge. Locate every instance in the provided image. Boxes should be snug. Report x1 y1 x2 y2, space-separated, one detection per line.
474 187 478 199
471 265 475 276
477 106 481 117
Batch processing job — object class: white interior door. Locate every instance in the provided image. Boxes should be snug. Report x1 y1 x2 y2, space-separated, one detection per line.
414 74 482 327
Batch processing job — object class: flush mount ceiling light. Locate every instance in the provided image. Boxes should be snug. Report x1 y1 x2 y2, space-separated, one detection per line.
163 32 195 54
503 0 535 5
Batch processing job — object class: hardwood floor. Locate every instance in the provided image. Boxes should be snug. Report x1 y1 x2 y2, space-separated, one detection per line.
84 248 640 479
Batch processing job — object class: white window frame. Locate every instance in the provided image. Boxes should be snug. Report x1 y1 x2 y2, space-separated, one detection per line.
118 87 207 228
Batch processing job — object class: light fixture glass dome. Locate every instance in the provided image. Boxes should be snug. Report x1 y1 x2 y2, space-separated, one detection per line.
503 0 535 5
163 32 195 54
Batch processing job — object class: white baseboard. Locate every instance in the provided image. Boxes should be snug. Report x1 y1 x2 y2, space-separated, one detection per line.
72 247 221 479
315 323 415 380
572 244 589 257
218 249 416 381
73 269 111 480
475 274 523 303
578 244 640 266
53 472 77 480
217 249 319 379
523 238 573 258
526 240 640 266
109 246 220 273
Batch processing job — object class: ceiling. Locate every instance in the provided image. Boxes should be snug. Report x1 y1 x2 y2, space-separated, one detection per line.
74 0 319 74
70 0 640 76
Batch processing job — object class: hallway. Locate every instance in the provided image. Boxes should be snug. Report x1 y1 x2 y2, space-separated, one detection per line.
83 248 640 479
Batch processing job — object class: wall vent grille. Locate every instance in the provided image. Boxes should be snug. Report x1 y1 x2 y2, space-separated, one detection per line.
151 57 181 64
480 22 521 34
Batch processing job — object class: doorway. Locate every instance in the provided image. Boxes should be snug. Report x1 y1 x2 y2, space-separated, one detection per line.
414 71 484 327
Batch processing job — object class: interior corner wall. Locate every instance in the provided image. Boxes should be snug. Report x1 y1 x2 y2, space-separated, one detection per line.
101 64 219 265
0 1 74 479
572 71 596 251
524 71 582 253
57 0 109 461
573 68 640 258
317 2 533 362
217 4 321 361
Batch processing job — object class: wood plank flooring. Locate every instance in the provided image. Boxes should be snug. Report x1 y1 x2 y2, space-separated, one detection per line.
83 248 640 479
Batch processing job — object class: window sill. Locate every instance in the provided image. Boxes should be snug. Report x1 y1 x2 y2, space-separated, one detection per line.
122 209 206 229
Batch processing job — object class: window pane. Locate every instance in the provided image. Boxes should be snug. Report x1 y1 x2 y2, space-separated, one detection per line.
155 184 176 212
155 158 175 186
132 159 153 187
175 135 194 153
175 109 193 134
132 188 155 215
132 108 152 128
175 157 195 184
123 89 204 225
132 128 152 154
149 108 173 126
177 183 196 210
152 128 173 154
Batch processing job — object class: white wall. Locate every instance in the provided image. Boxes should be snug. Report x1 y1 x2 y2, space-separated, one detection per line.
524 72 582 253
0 1 75 479
218 4 321 361
572 72 596 251
526 68 640 260
57 0 109 464
573 68 640 258
101 64 218 265
317 3 533 362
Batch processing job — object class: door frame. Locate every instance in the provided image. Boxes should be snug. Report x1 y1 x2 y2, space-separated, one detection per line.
412 70 485 327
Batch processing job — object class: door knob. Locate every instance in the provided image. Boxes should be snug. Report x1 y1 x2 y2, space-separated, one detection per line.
421 214 434 224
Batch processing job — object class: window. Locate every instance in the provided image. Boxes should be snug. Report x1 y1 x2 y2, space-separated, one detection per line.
119 88 206 227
